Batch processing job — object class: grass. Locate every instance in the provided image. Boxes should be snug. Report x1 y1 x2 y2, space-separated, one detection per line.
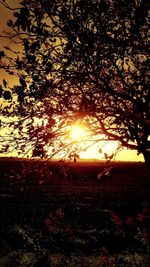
0 159 150 266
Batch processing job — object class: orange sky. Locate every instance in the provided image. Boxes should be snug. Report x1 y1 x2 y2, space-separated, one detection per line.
80 143 144 162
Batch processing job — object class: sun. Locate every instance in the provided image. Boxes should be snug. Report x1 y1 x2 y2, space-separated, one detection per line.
70 125 87 141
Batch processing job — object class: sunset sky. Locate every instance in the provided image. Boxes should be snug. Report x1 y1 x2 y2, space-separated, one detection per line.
0 1 144 162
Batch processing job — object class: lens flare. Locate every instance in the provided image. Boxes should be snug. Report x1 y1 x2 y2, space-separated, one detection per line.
70 125 87 140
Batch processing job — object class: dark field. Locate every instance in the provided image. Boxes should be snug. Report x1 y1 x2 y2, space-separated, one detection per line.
0 159 150 266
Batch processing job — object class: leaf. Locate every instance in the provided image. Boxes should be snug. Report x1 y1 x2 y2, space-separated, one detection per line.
99 148 102 153
23 39 29 50
3 90 12 100
13 12 20 17
21 22 27 31
8 71 14 75
20 7 30 18
19 77 27 88
16 59 25 70
7 20 13 27
30 42 40 53
0 51 5 58
3 79 7 87
27 54 36 63
0 86 3 98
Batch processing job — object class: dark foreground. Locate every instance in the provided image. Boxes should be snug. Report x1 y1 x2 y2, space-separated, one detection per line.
0 159 150 266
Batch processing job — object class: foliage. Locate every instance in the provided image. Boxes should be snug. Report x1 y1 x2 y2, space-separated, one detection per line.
0 160 150 266
38 0 150 165
0 0 150 167
0 204 150 266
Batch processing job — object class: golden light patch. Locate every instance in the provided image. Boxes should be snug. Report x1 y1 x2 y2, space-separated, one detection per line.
70 125 87 141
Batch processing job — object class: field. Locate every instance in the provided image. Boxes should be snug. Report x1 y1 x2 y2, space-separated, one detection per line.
0 158 150 267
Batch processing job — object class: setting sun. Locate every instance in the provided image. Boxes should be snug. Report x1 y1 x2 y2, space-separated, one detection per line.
70 125 87 141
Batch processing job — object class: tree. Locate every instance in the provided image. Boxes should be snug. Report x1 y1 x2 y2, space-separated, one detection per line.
0 0 150 170
0 0 73 158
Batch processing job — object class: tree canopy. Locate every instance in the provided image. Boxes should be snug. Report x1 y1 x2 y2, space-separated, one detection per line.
0 0 150 167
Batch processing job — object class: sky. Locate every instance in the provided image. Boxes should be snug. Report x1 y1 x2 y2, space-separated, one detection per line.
0 1 144 162
0 0 21 85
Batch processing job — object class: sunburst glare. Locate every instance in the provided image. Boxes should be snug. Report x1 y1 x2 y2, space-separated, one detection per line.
70 125 87 141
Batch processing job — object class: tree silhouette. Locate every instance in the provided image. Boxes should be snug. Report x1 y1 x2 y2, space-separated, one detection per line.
0 0 150 169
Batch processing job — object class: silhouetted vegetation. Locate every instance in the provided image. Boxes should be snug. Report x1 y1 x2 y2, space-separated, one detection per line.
0 0 149 171
0 159 150 266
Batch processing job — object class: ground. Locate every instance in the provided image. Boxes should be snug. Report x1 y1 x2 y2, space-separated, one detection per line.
0 158 150 266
